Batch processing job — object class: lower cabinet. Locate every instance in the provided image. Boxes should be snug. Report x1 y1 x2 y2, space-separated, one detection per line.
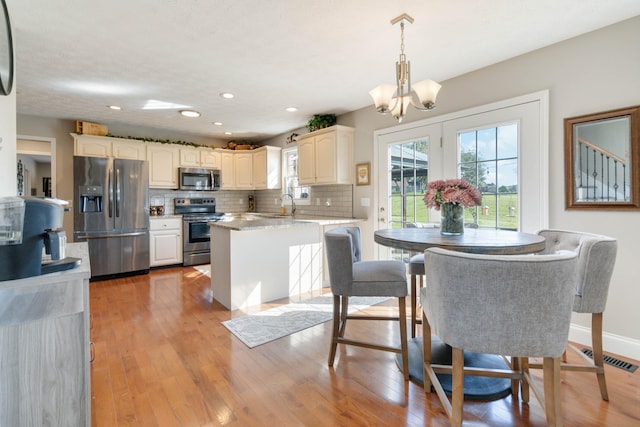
150 217 183 267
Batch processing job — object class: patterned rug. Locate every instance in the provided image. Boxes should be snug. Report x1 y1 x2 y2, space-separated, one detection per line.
221 295 391 348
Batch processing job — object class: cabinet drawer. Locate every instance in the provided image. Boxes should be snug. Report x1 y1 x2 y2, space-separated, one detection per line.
150 217 181 231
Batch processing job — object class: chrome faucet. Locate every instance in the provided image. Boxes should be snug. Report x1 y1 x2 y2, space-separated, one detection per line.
282 193 296 216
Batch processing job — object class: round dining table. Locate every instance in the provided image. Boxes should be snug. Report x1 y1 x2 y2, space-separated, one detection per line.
374 227 546 400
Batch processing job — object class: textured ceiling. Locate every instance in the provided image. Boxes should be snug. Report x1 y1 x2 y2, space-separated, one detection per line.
7 0 640 142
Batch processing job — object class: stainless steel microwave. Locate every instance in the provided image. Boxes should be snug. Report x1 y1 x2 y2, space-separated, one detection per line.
179 167 220 191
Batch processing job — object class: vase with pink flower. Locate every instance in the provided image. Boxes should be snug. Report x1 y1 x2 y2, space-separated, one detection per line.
423 178 482 235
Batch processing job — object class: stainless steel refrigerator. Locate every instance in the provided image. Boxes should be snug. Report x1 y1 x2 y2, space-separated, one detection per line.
73 156 150 278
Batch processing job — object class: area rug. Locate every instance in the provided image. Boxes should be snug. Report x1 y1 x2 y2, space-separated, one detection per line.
222 295 390 348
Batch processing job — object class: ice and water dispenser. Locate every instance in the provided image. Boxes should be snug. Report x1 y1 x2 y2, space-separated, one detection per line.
79 185 103 213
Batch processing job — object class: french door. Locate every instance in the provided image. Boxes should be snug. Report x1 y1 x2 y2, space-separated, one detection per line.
375 92 548 259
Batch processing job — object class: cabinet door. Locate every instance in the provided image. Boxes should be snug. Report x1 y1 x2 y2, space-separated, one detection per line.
220 152 235 188
234 152 253 189
150 230 182 266
180 148 201 167
147 144 179 188
297 138 316 184
252 149 267 189
314 132 337 184
113 140 146 160
200 149 221 169
75 137 111 157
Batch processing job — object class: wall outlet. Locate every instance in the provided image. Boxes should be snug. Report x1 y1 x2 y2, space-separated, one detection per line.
360 197 370 207
239 198 243 204
325 198 331 207
316 198 320 206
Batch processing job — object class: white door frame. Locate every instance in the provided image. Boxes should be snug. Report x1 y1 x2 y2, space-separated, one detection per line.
372 90 549 259
17 134 57 198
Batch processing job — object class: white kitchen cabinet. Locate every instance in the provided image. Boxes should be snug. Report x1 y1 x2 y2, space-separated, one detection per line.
297 125 354 185
147 144 180 188
179 147 201 167
73 133 146 160
179 147 221 169
234 152 253 189
220 151 235 189
252 146 281 189
150 217 183 266
200 148 221 169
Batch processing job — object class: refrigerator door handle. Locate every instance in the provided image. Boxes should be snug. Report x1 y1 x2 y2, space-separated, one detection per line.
74 231 147 240
116 168 121 218
108 168 114 218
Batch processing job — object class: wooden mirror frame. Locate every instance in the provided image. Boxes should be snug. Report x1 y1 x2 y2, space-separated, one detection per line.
564 106 640 210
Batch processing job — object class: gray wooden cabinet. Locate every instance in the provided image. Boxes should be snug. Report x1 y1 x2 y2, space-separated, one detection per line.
0 243 91 426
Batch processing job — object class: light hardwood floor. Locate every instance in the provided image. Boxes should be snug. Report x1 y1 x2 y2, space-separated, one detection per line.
90 266 640 426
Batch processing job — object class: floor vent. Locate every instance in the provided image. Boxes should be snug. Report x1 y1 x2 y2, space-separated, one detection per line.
581 348 638 373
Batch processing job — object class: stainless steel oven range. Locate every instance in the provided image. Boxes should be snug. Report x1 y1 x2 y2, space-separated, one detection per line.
174 198 224 266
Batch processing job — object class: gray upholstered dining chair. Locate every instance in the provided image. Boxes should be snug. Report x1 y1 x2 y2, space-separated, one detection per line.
421 247 578 427
406 222 477 338
531 229 617 400
324 227 409 380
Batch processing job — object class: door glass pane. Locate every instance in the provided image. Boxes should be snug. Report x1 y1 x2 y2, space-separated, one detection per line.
458 122 519 230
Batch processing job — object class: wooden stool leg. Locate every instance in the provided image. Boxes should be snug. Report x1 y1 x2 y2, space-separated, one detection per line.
592 312 609 401
411 275 417 338
451 348 465 427
543 357 563 427
328 295 341 366
398 296 409 380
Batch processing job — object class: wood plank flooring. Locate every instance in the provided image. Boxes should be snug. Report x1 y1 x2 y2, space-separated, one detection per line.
90 266 640 426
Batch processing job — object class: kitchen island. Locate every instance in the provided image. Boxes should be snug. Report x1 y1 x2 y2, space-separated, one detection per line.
209 214 359 310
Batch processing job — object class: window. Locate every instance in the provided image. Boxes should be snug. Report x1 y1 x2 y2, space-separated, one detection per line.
282 147 310 205
388 139 430 229
458 123 518 230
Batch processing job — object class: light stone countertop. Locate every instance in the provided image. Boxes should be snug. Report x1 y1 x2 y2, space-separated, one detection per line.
209 213 362 231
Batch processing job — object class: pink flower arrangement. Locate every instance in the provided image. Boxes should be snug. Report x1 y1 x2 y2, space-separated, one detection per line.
424 178 482 211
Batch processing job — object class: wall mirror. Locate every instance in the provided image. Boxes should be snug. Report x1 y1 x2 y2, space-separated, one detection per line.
564 106 640 210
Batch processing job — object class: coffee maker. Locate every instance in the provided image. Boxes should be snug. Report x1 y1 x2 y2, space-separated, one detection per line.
0 196 79 282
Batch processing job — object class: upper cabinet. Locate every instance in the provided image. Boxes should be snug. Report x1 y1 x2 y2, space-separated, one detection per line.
179 147 221 169
73 134 280 190
73 134 146 160
220 151 235 189
219 147 281 190
297 125 354 185
200 148 221 169
147 144 180 188
234 152 253 189
253 146 281 190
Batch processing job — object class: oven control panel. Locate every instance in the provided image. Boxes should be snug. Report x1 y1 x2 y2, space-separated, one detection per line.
174 198 216 206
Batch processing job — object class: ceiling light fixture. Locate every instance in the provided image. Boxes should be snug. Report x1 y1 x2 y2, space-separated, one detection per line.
285 107 298 112
224 132 232 135
179 110 201 118
108 105 121 110
369 13 441 123
213 122 223 126
220 92 235 99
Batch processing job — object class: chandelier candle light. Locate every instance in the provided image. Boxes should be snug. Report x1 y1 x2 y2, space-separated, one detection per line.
424 179 482 235
369 13 442 123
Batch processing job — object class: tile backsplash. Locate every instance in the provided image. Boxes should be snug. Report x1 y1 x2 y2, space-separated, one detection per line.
150 185 353 218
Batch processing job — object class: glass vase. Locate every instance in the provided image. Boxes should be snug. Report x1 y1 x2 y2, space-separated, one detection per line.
440 203 464 236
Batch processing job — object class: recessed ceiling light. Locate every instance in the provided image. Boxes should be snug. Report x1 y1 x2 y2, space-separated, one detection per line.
285 107 298 112
213 122 223 126
108 105 121 110
179 110 201 118
220 92 235 99
224 132 232 135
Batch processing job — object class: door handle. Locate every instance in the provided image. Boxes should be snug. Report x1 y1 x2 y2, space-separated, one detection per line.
115 168 121 218
108 169 114 218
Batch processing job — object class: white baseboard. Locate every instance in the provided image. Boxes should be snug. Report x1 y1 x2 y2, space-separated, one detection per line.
569 323 640 361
